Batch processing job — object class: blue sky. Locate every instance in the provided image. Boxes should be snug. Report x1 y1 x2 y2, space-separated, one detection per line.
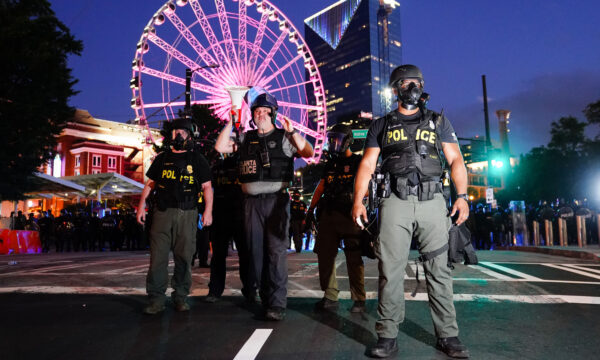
49 0 600 155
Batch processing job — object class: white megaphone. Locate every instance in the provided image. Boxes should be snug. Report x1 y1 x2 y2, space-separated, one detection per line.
225 86 249 130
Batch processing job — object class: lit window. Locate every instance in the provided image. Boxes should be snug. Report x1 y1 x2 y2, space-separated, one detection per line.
345 83 350 88
92 155 101 168
74 169 80 176
108 156 116 169
75 155 80 168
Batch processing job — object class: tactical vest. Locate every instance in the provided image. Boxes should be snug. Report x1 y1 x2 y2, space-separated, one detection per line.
322 154 361 207
155 151 200 210
381 110 443 182
237 129 294 184
213 156 242 200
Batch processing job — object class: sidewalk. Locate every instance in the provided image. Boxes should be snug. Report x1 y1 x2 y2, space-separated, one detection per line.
496 245 600 262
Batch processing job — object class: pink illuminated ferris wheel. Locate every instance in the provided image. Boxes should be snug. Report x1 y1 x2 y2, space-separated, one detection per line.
130 0 327 163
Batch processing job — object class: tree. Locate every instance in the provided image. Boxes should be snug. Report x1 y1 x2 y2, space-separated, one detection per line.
0 0 82 200
548 116 587 154
584 100 600 125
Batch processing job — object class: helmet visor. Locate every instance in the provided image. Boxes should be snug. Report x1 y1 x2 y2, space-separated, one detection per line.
327 132 348 153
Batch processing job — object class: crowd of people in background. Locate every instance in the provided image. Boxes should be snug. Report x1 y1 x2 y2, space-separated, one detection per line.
6 196 598 258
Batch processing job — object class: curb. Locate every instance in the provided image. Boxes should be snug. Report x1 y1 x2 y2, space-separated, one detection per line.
496 246 600 262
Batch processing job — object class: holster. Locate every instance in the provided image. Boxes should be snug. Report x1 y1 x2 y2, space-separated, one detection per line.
392 177 408 200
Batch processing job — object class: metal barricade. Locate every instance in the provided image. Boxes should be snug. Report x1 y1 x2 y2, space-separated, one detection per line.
544 219 554 246
533 221 540 246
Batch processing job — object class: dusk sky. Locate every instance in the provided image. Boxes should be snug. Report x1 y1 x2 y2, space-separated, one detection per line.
49 0 600 156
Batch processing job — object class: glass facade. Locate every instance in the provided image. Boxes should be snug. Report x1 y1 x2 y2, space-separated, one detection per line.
305 0 402 125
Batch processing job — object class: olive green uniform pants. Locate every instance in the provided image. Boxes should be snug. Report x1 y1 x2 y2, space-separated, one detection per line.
315 209 366 302
146 208 198 304
375 193 459 339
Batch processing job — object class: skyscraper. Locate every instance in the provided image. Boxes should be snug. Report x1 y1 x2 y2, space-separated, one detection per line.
304 0 402 125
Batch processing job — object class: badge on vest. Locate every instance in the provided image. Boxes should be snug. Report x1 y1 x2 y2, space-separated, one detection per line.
268 140 277 149
187 165 193 174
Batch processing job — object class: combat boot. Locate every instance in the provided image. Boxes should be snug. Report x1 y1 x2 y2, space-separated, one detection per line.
143 302 165 315
314 297 339 311
368 337 398 358
265 306 286 321
436 337 469 358
173 299 190 312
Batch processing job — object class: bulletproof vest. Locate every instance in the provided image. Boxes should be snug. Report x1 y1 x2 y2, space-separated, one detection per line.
213 156 240 199
101 216 117 229
322 154 361 206
381 110 443 182
155 151 200 210
237 129 294 184
290 200 307 220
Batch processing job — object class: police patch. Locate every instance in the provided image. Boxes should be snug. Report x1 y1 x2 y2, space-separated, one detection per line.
187 165 193 174
344 165 350 173
268 141 277 149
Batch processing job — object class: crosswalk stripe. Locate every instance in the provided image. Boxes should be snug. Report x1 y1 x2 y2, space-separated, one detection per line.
469 265 514 280
479 262 542 280
560 264 600 275
542 263 600 280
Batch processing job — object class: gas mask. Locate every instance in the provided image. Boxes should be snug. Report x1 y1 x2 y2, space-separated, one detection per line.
398 82 423 110
172 133 190 151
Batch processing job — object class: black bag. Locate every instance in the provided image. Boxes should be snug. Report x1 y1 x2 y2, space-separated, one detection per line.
448 223 478 268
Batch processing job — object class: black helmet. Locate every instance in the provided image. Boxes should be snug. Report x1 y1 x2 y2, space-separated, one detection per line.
327 123 354 154
170 118 194 134
389 64 424 88
250 93 278 124
292 191 301 201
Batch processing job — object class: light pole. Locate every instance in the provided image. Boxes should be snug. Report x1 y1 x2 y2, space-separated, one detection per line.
184 64 220 119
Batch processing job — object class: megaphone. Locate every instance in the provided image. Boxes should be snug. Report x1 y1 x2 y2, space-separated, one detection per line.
225 86 249 130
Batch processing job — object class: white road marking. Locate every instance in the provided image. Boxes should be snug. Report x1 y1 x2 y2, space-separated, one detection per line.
2 286 599 304
233 329 273 360
469 265 514 280
560 264 600 275
479 262 542 281
542 263 600 280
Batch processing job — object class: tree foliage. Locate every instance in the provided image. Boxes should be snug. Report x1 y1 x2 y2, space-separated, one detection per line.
0 0 82 200
499 105 600 204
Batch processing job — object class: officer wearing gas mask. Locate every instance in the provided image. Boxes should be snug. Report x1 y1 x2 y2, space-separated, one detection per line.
308 124 366 313
215 92 314 321
137 118 213 314
352 65 470 358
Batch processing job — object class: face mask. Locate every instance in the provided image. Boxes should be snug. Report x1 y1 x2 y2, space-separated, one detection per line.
172 133 187 150
399 82 423 110
327 132 349 155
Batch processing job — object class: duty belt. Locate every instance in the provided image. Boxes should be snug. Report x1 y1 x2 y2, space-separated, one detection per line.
392 177 442 201
244 189 288 199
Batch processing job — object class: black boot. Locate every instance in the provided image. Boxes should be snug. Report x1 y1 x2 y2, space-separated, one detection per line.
436 337 469 358
368 337 398 358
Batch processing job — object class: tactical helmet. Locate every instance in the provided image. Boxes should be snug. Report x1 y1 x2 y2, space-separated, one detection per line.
292 191 301 201
389 64 424 89
327 123 354 154
250 93 278 124
170 118 194 134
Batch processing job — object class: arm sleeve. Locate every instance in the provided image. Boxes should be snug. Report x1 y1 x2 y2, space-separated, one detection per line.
364 118 385 149
282 133 297 157
145 153 164 181
195 153 212 183
438 116 458 144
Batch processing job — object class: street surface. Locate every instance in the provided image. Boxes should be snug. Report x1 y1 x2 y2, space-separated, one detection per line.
1 250 599 359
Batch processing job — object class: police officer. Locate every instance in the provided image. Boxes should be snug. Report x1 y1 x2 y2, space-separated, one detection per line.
215 91 314 321
352 65 470 358
289 191 307 253
137 118 213 314
309 124 366 313
205 152 254 303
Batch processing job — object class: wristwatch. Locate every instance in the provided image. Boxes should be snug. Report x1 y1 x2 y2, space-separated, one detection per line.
456 193 468 201
286 128 297 136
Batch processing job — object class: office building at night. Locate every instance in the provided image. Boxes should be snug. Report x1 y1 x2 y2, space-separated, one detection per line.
304 0 402 125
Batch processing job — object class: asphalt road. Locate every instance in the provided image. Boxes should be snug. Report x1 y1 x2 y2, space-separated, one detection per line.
1 250 599 360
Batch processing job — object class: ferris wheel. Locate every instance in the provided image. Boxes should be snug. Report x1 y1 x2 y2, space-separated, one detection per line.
130 0 328 163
